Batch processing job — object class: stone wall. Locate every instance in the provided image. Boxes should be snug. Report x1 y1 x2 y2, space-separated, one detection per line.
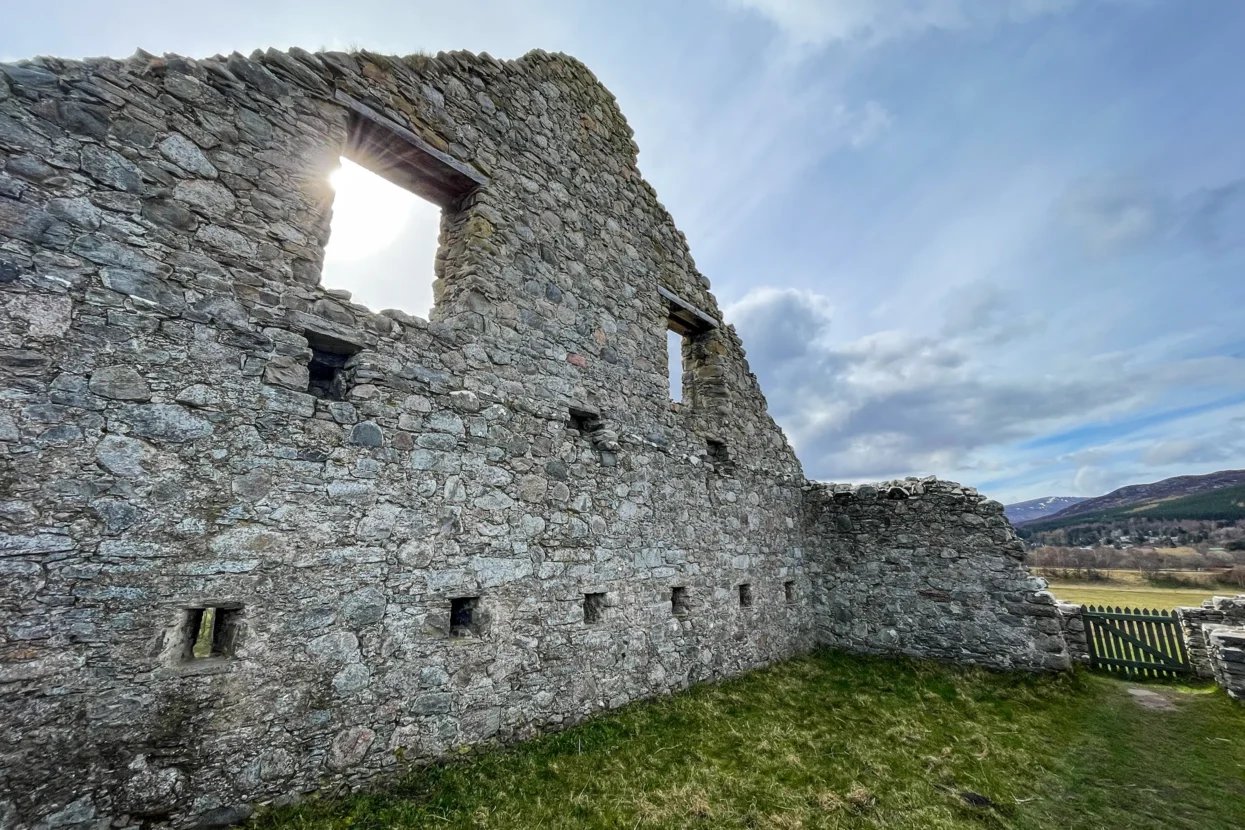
1054 601 1090 664
805 478 1070 671
1175 595 1245 679
0 46 1063 829
1208 626 1245 701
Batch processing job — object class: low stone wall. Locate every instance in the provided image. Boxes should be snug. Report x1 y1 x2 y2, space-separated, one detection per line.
1208 626 1245 701
1175 595 1245 679
804 478 1070 671
1055 601 1090 664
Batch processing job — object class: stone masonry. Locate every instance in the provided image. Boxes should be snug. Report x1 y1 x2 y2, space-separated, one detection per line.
805 478 1068 670
0 46 1067 828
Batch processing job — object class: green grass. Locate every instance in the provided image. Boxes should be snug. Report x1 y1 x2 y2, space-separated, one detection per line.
254 651 1245 830
1046 581 1220 610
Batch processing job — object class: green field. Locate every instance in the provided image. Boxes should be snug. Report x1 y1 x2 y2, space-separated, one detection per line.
255 651 1245 830
1046 580 1219 610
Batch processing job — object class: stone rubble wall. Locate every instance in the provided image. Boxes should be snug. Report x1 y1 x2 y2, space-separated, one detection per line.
805 478 1071 671
0 45 1065 830
1054 601 1090 664
1174 595 1245 679
1207 625 1245 702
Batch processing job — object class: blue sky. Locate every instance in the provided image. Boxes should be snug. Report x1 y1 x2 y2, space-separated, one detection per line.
6 0 1244 502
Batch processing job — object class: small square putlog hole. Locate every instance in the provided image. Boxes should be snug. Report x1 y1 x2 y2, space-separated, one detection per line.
784 580 795 604
567 407 602 438
738 583 753 608
671 586 689 617
450 596 479 637
584 592 607 624
182 606 240 661
307 348 350 400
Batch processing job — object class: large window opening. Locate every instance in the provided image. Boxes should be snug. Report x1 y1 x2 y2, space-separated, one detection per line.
322 158 441 320
320 93 487 321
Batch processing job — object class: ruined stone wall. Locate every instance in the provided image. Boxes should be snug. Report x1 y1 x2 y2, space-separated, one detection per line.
804 478 1070 671
0 44 1067 830
0 48 811 828
1175 595 1245 680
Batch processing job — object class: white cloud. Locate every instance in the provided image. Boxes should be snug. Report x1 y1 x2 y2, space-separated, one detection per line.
725 284 1245 499
1073 465 1113 495
726 0 1082 47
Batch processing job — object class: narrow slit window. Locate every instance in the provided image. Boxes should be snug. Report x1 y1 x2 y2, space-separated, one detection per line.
660 286 718 405
450 596 479 638
671 586 689 617
667 328 685 402
707 439 732 470
784 581 795 604
583 592 607 624
182 606 240 661
738 583 753 608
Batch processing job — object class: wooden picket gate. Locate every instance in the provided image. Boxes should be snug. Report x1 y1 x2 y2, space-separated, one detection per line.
1081 605 1190 679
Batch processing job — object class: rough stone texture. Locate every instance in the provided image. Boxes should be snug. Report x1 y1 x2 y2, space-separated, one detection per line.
1207 623 1245 702
805 477 1070 671
1055 600 1090 665
0 46 1063 828
1174 595 1245 680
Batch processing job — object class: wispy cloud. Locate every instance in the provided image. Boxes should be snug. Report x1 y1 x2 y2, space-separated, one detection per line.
725 0 1085 48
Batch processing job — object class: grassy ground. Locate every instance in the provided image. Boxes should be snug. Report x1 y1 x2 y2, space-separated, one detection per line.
1045 581 1219 610
255 651 1245 830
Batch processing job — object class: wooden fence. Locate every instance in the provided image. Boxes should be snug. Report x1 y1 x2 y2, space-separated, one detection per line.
1081 605 1191 679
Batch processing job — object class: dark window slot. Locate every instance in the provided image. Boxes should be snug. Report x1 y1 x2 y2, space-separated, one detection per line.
738 583 753 608
671 586 689 617
183 606 240 661
584 592 607 624
450 596 479 638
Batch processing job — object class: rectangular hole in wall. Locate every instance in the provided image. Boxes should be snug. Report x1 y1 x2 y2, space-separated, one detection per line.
583 592 607 624
671 586 689 617
183 606 240 661
660 286 718 405
707 439 732 470
304 330 362 400
567 407 602 439
307 348 349 400
321 157 443 319
784 580 795 604
319 91 491 322
450 596 479 638
738 583 753 608
666 328 685 402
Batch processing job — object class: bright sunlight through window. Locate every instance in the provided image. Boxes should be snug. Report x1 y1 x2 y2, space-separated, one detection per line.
321 158 442 320
667 329 684 402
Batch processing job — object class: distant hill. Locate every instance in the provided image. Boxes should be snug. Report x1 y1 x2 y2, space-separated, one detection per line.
1005 496 1086 525
1021 470 1245 533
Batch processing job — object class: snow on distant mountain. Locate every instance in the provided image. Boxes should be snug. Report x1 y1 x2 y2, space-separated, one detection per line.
1004 496 1087 525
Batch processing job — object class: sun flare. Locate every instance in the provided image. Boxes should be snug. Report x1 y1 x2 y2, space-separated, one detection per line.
324 158 418 263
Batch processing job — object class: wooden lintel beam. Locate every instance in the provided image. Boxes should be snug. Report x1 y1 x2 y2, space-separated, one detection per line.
334 90 488 208
658 286 718 334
